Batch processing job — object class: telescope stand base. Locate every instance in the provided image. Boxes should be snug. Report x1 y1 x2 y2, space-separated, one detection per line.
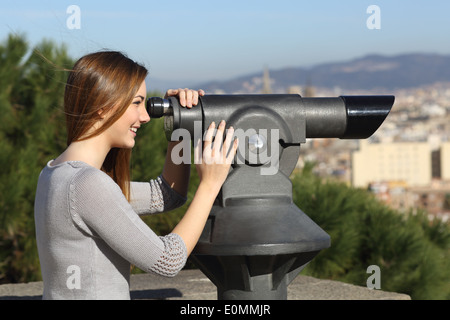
219 277 288 300
191 251 319 300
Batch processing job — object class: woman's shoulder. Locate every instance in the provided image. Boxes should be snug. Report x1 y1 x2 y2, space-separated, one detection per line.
66 163 127 217
67 162 118 192
44 160 118 193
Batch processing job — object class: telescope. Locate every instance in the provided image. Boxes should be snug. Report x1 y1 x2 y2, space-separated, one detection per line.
147 94 393 140
147 94 394 300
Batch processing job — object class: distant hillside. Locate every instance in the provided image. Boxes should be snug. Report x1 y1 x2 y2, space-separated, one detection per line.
194 53 450 93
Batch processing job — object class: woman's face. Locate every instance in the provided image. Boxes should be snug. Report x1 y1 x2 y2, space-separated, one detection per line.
104 80 150 149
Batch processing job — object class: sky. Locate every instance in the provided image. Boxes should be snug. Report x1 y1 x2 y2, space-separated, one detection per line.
1 0 450 89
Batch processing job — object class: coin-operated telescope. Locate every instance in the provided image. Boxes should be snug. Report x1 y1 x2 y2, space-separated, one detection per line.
147 94 394 300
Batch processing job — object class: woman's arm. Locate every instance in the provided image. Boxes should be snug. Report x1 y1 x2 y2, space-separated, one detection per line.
158 88 238 256
161 141 191 197
69 167 187 277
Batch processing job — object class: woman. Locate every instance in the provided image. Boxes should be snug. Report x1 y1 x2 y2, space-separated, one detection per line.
34 51 238 299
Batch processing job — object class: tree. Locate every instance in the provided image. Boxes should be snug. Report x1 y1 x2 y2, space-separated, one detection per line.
0 34 73 283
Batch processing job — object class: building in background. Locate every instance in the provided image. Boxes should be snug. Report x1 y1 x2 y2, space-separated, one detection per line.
352 140 432 188
442 142 450 180
351 140 450 220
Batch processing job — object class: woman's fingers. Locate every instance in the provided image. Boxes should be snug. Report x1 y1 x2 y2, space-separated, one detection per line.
223 126 238 164
201 120 238 165
212 120 226 157
203 121 216 152
165 88 205 108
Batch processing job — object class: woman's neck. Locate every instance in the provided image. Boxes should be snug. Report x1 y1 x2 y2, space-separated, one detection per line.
52 137 111 170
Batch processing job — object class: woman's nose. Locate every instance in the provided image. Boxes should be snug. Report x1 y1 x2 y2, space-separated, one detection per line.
140 105 151 124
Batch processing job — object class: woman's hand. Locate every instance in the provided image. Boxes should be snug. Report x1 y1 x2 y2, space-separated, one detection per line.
195 120 238 193
165 88 205 108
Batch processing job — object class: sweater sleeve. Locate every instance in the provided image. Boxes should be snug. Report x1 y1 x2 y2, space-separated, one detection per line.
130 175 187 215
69 167 187 277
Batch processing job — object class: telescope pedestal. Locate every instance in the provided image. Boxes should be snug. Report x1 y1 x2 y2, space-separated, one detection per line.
191 200 330 300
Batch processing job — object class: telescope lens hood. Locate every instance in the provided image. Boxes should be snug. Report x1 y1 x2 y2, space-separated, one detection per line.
341 95 394 139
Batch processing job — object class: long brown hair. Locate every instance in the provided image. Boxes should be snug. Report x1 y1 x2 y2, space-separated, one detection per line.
64 51 148 201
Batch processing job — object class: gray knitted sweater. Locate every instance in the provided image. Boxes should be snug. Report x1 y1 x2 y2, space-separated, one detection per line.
34 161 188 300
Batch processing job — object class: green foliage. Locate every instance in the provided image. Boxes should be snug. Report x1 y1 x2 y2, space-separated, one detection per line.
0 34 73 283
293 164 450 300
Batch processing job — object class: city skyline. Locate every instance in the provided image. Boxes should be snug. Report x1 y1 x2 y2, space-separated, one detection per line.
1 0 450 85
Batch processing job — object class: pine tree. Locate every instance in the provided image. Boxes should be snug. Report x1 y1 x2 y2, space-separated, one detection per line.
0 34 73 283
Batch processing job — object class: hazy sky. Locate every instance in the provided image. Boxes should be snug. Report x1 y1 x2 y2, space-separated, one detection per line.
1 0 450 86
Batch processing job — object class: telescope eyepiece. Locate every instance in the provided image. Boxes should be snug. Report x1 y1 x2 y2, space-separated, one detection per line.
146 97 172 118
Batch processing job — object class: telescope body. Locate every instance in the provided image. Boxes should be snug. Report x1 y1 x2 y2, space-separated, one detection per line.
148 94 394 141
